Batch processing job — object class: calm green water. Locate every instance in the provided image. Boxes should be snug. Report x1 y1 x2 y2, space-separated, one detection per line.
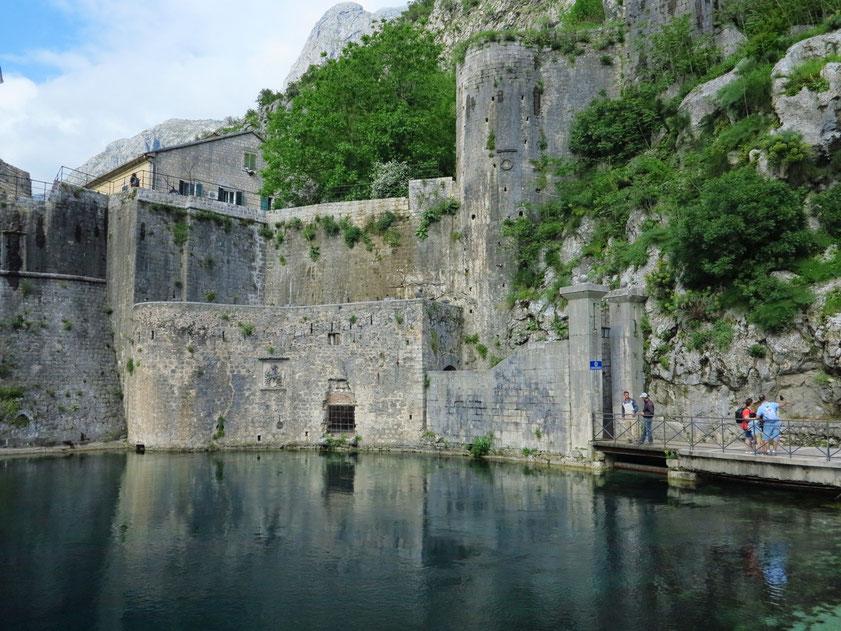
1 451 840 631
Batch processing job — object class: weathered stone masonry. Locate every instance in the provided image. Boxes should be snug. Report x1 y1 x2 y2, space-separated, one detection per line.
0 186 123 446
126 300 461 449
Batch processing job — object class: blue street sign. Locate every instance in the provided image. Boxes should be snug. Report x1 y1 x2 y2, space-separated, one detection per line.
589 361 602 370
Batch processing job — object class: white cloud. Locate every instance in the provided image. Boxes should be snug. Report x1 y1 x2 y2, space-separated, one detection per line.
0 0 401 182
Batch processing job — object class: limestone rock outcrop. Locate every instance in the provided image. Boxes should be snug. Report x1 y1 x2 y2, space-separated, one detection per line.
772 30 841 155
76 118 226 178
283 2 406 88
677 63 742 139
426 0 574 55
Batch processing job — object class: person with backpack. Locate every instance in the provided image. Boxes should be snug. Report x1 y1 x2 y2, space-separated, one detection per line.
737 397 756 453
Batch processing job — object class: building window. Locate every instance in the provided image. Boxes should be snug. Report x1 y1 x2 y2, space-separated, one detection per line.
328 332 340 346
179 180 203 197
218 187 244 205
260 196 273 211
327 405 355 434
243 152 257 171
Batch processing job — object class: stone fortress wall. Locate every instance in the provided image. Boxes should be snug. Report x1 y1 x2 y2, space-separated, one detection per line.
262 178 466 308
126 300 461 449
0 184 123 446
454 42 621 345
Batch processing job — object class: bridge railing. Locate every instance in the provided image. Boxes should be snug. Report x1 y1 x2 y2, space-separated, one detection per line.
593 413 841 462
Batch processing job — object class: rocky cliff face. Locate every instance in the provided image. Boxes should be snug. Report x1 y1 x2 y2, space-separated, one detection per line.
426 0 576 55
283 2 406 88
504 26 841 420
76 118 225 178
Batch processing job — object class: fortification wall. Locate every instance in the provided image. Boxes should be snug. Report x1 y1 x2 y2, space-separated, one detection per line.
455 42 621 347
427 340 571 453
0 186 123 446
106 189 268 402
625 0 718 40
125 299 462 449
263 179 467 308
0 276 123 446
1 185 108 280
0 159 31 199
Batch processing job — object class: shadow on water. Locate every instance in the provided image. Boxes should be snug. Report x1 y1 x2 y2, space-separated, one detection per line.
0 451 839 630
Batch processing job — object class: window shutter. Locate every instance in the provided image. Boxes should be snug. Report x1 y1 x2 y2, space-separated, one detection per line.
236 191 244 206
179 180 188 195
195 183 203 197
260 196 268 211
218 187 224 202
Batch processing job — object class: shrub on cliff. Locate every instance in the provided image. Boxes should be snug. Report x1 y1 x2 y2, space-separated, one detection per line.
812 184 841 237
261 20 456 207
672 167 811 289
569 86 666 164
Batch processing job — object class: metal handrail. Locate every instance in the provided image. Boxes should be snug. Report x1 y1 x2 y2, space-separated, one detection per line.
0 172 55 201
52 163 452 210
593 412 841 462
57 166 267 210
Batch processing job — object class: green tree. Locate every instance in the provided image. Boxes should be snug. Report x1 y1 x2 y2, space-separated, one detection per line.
671 167 812 289
261 20 456 206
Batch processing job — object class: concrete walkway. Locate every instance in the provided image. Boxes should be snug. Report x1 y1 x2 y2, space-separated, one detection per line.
593 439 841 488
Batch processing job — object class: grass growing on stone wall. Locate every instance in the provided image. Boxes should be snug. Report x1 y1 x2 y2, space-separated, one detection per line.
452 21 625 65
126 358 134 375
204 291 216 302
193 209 233 232
468 433 493 458
172 220 189 250
0 386 25 427
238 322 255 337
148 202 187 217
416 198 460 240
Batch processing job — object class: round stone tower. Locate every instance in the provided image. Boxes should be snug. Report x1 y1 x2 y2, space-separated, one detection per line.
454 41 619 346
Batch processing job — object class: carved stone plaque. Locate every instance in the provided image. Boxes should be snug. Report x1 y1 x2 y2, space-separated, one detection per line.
258 357 288 391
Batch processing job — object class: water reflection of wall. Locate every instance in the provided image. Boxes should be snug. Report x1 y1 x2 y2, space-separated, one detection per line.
4 453 840 630
0 453 127 629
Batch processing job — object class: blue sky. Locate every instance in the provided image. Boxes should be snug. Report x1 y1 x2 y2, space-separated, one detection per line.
1 1 88 82
0 0 401 182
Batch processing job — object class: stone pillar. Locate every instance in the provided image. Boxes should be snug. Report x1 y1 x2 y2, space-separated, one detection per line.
605 287 647 442
559 283 608 456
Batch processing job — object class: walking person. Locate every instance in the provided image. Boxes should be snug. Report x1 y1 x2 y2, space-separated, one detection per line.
620 391 638 442
756 394 788 455
638 392 654 445
740 397 756 453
